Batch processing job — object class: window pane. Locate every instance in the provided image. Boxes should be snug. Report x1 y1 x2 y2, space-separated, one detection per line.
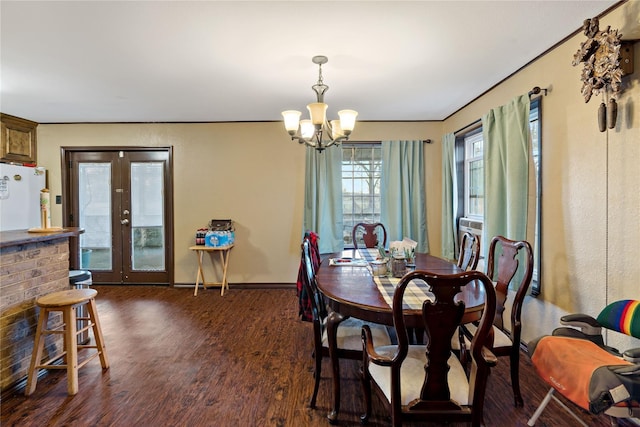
464 131 484 219
468 159 484 216
471 140 483 157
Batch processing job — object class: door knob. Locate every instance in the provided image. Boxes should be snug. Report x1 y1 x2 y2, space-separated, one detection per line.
121 219 129 225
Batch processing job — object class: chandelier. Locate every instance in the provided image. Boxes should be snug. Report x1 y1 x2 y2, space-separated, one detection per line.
281 55 358 152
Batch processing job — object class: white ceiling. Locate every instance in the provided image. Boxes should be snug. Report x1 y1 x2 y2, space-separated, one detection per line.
0 1 623 124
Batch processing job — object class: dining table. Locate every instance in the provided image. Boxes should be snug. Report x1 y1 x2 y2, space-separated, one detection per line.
315 249 487 423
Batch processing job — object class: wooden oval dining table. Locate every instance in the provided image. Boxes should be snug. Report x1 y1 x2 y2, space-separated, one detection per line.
315 249 487 423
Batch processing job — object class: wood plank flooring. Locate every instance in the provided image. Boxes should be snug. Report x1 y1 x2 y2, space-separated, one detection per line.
1 285 634 426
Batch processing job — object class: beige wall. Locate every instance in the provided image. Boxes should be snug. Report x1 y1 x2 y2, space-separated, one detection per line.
34 2 639 350
443 3 640 350
37 121 442 287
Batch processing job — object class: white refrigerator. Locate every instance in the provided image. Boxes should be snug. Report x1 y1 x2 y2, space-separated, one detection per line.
0 163 47 231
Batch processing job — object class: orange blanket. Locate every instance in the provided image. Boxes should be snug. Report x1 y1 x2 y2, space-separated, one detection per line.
531 336 632 411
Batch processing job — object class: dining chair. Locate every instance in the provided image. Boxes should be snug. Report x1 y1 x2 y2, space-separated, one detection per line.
454 231 481 362
300 238 391 410
461 235 534 407
457 231 480 271
296 231 320 322
360 270 497 427
352 222 387 249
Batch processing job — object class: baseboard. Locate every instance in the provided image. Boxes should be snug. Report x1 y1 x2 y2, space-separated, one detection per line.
173 283 296 290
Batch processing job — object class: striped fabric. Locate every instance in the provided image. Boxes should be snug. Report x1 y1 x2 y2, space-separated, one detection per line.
373 276 434 310
358 248 382 262
596 299 640 338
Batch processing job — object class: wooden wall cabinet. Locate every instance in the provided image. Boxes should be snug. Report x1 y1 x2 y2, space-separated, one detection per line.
1 113 38 164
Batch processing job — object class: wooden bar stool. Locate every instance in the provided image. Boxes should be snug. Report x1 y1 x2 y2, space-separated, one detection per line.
25 288 109 396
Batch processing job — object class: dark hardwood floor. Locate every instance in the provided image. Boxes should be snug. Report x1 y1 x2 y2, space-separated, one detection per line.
1 286 634 426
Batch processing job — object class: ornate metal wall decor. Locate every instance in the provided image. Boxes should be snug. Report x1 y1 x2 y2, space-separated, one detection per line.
572 17 623 132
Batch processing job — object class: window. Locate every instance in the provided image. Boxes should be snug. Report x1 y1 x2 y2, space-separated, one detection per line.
458 100 542 293
464 130 484 219
530 98 541 294
460 106 540 220
341 143 382 248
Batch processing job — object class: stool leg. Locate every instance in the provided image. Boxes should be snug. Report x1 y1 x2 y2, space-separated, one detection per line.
87 298 109 369
63 306 79 395
25 307 49 396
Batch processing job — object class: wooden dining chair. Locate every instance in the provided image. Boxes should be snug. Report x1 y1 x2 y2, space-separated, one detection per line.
300 238 391 411
458 231 480 271
296 231 321 321
361 270 497 427
461 235 534 407
352 222 387 249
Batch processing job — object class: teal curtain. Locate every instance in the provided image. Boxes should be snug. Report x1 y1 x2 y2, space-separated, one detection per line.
482 94 530 285
380 140 428 253
303 145 344 254
441 132 458 261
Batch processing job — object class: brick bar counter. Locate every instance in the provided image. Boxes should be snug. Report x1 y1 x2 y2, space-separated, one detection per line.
0 228 83 392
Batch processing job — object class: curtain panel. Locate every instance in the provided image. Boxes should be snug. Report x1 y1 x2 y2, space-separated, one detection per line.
380 140 429 253
441 132 458 261
482 94 530 287
303 145 344 254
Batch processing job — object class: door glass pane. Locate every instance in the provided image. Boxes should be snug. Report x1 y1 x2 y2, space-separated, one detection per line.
79 163 112 270
131 162 165 271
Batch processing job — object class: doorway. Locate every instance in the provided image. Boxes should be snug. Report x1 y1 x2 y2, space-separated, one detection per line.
62 147 174 285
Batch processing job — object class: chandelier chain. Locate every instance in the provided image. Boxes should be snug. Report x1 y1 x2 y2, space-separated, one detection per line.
312 63 328 103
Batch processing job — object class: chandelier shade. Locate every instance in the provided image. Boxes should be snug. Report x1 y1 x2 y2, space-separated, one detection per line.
282 110 301 134
281 55 358 152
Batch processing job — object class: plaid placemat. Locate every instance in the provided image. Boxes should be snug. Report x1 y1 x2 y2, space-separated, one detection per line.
373 276 434 310
358 248 382 262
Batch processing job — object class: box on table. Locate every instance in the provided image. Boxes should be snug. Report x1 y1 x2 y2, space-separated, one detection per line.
204 230 235 247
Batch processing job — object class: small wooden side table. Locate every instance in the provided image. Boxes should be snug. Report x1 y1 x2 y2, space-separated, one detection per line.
189 244 234 296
